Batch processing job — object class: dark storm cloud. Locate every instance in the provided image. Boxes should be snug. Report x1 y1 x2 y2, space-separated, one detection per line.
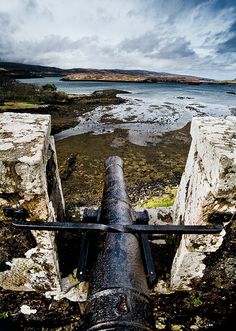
128 0 211 20
209 0 236 10
0 13 17 60
119 33 195 60
119 32 161 54
220 35 236 52
149 38 195 59
208 0 236 53
0 34 98 65
217 22 236 53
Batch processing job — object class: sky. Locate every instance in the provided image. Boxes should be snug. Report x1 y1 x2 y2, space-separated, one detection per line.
0 0 236 79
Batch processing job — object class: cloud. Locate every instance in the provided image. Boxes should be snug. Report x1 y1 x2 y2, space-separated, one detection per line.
0 13 18 59
119 32 161 54
0 0 236 78
119 32 195 60
220 35 236 52
24 0 38 13
0 34 99 66
217 21 236 53
150 39 195 60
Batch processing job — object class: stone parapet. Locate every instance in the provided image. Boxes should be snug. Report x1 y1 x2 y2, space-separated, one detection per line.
171 116 236 289
0 113 64 293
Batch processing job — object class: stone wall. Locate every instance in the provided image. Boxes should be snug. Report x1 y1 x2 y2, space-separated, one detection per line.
0 112 64 294
171 116 236 290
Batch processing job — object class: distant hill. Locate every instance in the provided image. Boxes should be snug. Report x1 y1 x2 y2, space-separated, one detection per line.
0 62 66 78
61 69 209 84
0 61 212 83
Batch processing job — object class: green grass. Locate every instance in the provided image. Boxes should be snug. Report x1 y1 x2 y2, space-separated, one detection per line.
187 296 203 308
0 311 8 319
140 194 174 208
0 101 40 110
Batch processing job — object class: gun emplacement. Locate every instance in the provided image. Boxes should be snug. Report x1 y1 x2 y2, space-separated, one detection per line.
3 155 223 331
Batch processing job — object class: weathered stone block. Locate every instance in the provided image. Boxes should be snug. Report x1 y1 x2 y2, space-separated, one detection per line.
171 116 236 290
0 113 64 293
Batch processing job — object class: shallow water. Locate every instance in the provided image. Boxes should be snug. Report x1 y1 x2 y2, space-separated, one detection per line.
18 76 236 107
19 77 236 146
19 77 236 205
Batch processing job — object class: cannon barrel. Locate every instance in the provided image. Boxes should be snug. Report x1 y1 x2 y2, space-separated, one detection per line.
83 156 155 330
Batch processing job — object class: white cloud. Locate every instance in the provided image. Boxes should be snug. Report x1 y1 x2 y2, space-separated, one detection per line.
0 0 236 79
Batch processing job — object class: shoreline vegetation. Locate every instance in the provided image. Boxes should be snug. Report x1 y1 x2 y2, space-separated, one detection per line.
0 78 128 135
0 64 235 330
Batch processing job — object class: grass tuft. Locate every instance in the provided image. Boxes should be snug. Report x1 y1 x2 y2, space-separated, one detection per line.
140 194 174 208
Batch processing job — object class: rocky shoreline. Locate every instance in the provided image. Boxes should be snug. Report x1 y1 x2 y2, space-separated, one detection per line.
0 80 127 129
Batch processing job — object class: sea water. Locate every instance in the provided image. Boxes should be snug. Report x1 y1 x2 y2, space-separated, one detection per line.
19 77 236 146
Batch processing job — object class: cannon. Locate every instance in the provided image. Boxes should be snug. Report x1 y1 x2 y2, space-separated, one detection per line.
81 156 155 330
3 156 223 330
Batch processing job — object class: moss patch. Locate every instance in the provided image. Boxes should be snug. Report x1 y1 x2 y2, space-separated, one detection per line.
140 194 175 208
0 101 40 110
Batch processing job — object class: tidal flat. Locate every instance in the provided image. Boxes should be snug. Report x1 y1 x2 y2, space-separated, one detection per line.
50 80 235 212
55 124 191 209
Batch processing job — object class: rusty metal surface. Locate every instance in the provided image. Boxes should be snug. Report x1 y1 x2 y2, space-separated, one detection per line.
83 156 155 330
84 288 154 330
10 220 223 234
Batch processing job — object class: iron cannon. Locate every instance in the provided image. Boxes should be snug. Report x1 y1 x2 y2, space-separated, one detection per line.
81 156 155 330
3 155 223 330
